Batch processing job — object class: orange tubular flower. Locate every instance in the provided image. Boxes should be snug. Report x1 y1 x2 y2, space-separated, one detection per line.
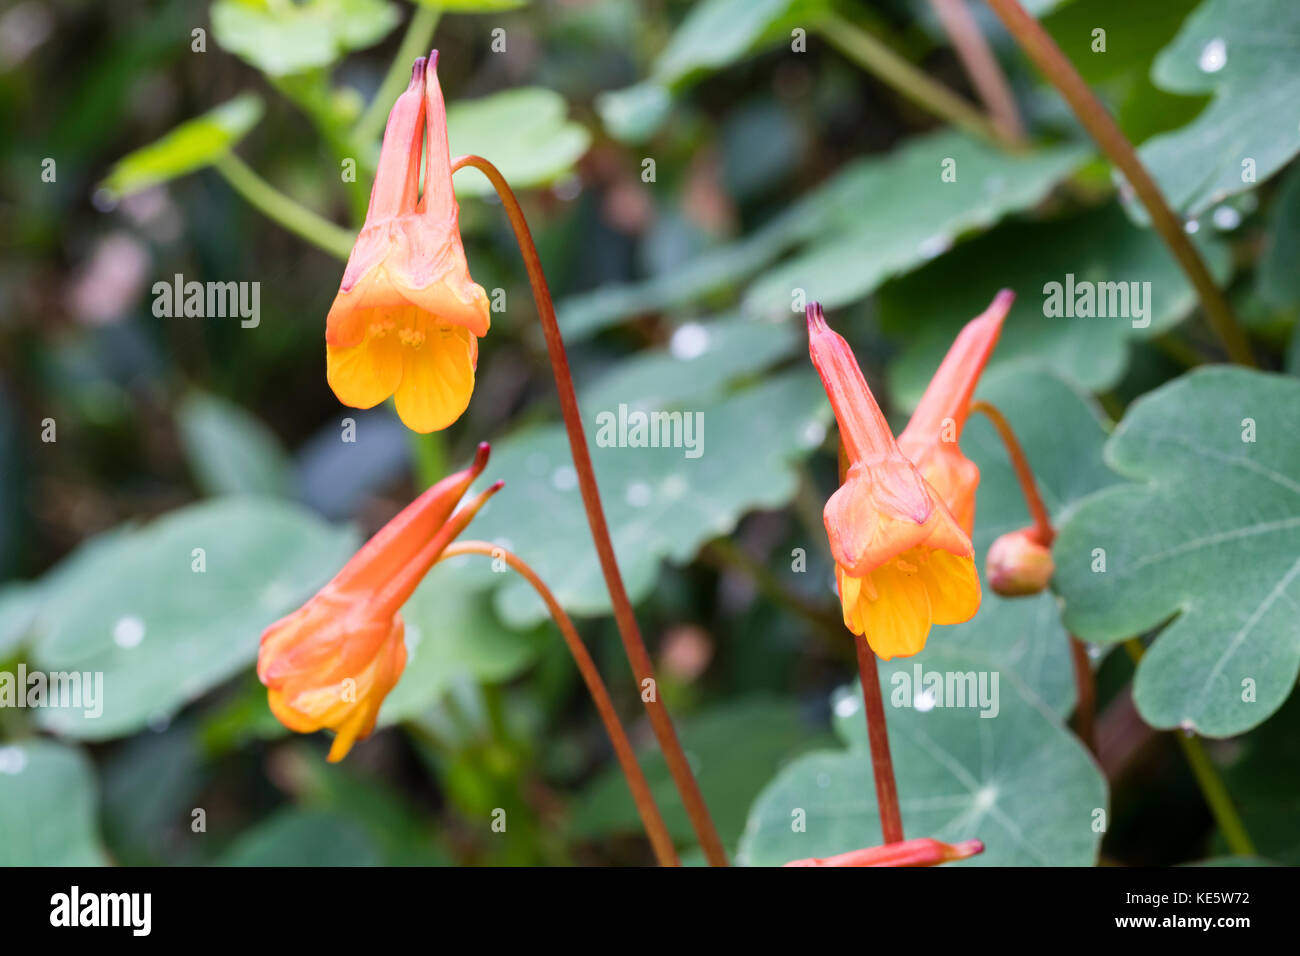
326 52 491 434
784 837 984 867
896 289 1013 535
258 443 500 761
807 304 980 660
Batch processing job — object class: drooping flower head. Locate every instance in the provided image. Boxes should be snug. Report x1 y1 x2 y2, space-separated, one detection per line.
258 443 500 760
896 290 1012 535
326 52 491 434
807 303 980 660
784 837 984 867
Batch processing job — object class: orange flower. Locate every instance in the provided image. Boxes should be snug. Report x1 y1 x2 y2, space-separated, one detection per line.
326 51 490 434
258 443 500 761
807 304 980 660
896 289 1012 535
784 837 984 867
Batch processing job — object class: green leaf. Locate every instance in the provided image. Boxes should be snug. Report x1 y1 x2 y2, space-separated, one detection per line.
210 0 400 77
744 134 1092 316
448 88 591 197
595 0 823 142
97 94 264 199
27 499 358 740
1257 161 1300 310
0 584 37 659
471 368 830 626
217 809 382 865
653 0 802 85
1136 0 1300 217
882 204 1231 405
939 366 1119 715
0 740 108 865
574 696 833 847
738 648 1107 866
559 132 1088 338
1053 367 1300 736
176 391 293 498
378 584 544 724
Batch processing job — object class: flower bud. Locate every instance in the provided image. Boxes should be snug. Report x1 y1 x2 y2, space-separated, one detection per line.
985 527 1054 597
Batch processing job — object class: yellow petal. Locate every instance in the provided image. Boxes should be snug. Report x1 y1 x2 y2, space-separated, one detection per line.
327 329 403 409
921 548 982 625
393 325 476 433
854 560 933 660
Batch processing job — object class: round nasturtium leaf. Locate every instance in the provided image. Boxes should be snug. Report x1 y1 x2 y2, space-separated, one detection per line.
738 648 1107 866
1054 367 1300 737
27 499 357 740
0 740 108 866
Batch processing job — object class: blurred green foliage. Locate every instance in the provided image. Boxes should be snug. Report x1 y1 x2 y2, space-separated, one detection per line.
1 0 1297 867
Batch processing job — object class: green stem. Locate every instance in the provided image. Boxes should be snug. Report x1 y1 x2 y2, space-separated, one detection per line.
214 153 355 260
356 4 442 145
1123 639 1257 857
816 10 1005 147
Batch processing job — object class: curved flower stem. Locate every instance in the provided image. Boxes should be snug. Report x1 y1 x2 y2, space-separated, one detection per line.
450 154 728 867
984 0 1255 367
438 541 680 867
1123 640 1257 857
970 401 1098 750
355 4 442 145
856 638 905 843
214 153 355 261
839 442 904 844
969 400 1054 546
1068 635 1096 755
927 0 1025 144
816 10 1006 147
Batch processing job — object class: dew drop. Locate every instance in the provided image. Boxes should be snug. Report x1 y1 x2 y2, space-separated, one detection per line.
625 481 652 508
0 746 28 775
801 419 827 448
1184 219 1201 235
551 465 577 491
1198 37 1227 73
1211 205 1242 231
113 615 146 649
660 474 688 500
833 695 860 719
914 689 937 712
669 322 710 360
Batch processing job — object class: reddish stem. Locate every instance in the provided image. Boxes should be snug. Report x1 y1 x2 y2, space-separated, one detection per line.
1068 635 1096 755
970 400 1054 546
838 440 904 844
439 541 679 867
984 0 1254 367
450 155 728 867
928 0 1025 145
856 637 905 844
971 400 1098 753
